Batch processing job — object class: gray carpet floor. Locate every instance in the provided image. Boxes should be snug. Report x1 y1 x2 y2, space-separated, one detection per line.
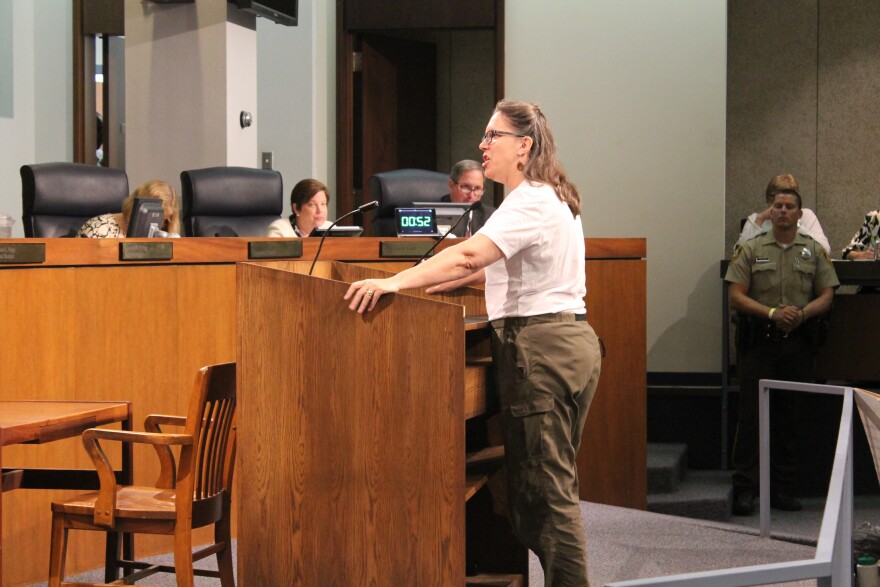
31 496 880 586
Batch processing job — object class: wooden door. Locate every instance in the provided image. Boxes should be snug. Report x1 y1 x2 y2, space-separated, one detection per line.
359 35 437 234
336 0 504 231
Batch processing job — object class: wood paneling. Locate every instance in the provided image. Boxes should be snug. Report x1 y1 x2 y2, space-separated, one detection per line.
333 261 487 316
237 265 467 585
0 263 233 582
816 294 880 381
344 0 495 30
0 237 643 584
81 0 124 36
0 269 76 401
0 269 78 585
580 258 648 509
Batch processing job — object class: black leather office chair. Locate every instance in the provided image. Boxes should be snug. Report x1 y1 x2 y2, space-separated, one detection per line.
180 167 283 237
20 163 129 238
369 169 449 237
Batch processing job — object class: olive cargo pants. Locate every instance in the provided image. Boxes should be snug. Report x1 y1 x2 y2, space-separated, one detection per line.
491 313 602 587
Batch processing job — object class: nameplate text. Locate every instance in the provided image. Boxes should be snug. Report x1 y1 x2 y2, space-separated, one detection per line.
379 241 434 258
119 242 173 261
0 243 46 264
248 240 302 259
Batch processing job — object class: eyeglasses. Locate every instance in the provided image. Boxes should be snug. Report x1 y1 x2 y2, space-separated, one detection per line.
481 129 527 145
454 183 484 195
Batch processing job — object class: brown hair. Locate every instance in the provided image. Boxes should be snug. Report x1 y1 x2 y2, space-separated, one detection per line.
450 159 483 183
764 174 802 208
121 180 180 234
290 179 330 219
492 99 580 217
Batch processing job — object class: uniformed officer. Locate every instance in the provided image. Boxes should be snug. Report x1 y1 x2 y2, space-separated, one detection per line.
724 186 838 516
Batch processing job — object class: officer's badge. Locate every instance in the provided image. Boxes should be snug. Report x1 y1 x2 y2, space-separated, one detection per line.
800 247 812 260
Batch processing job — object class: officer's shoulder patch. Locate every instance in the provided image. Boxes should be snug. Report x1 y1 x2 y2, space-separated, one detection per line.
731 244 744 262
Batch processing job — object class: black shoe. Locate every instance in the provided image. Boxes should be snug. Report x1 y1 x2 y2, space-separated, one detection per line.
771 493 802 511
732 490 755 516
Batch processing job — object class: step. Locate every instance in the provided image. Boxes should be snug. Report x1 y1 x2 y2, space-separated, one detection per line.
647 469 733 523
647 442 687 494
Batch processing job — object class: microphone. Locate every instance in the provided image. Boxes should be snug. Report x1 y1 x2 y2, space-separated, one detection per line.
412 202 477 267
308 200 378 276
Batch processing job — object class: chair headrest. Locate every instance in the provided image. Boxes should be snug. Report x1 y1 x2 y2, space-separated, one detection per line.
21 163 129 216
369 169 449 218
181 167 283 217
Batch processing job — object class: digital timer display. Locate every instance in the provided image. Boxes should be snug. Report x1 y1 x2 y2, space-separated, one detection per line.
400 215 433 227
395 208 438 236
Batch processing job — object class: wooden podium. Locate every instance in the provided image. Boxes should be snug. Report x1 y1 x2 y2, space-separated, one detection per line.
237 261 527 586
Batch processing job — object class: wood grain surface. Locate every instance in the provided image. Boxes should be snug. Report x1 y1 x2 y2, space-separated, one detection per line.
0 238 645 584
237 264 465 585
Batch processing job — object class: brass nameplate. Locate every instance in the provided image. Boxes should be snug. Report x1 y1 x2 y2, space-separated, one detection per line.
380 240 434 258
0 243 46 264
119 242 173 261
248 240 302 259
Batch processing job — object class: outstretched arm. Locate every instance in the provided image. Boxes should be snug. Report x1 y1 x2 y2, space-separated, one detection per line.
425 269 486 293
345 234 503 313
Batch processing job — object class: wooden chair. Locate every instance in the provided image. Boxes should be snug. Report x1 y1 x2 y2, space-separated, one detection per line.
48 362 237 587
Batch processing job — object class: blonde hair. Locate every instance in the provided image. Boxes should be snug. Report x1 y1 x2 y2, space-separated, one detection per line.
121 180 180 234
764 174 802 208
493 99 580 217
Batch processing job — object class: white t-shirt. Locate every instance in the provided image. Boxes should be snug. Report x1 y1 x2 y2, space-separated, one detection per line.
478 181 586 321
736 208 830 253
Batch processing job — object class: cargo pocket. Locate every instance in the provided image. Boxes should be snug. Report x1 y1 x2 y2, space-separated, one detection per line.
510 396 554 460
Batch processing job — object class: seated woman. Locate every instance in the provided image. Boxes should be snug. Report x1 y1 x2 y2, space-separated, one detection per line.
842 210 880 259
267 179 331 237
77 180 180 238
736 174 831 253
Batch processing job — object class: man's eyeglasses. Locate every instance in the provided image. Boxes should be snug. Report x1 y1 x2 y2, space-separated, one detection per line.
455 183 484 195
481 129 527 145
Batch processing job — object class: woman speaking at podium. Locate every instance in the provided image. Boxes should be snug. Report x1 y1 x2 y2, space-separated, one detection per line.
346 99 601 587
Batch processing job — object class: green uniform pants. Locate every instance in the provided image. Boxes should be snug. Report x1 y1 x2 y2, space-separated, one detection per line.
733 332 815 496
491 313 602 587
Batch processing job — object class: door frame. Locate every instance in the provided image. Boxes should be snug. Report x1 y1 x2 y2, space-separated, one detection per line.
335 0 505 221
72 0 124 166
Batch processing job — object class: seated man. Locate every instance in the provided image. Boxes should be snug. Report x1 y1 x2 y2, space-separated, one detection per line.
736 174 830 254
443 159 495 237
842 210 880 260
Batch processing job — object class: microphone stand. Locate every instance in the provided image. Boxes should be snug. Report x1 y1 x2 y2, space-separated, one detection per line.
412 202 476 267
308 200 378 276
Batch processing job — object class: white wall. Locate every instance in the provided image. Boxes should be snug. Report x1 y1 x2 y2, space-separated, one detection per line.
256 0 335 217
0 0 71 237
504 1 727 373
124 0 258 193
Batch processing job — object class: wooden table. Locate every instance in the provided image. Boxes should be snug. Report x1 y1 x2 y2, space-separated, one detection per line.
0 400 132 586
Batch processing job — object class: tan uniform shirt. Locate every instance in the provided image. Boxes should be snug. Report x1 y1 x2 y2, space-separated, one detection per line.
724 231 839 307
